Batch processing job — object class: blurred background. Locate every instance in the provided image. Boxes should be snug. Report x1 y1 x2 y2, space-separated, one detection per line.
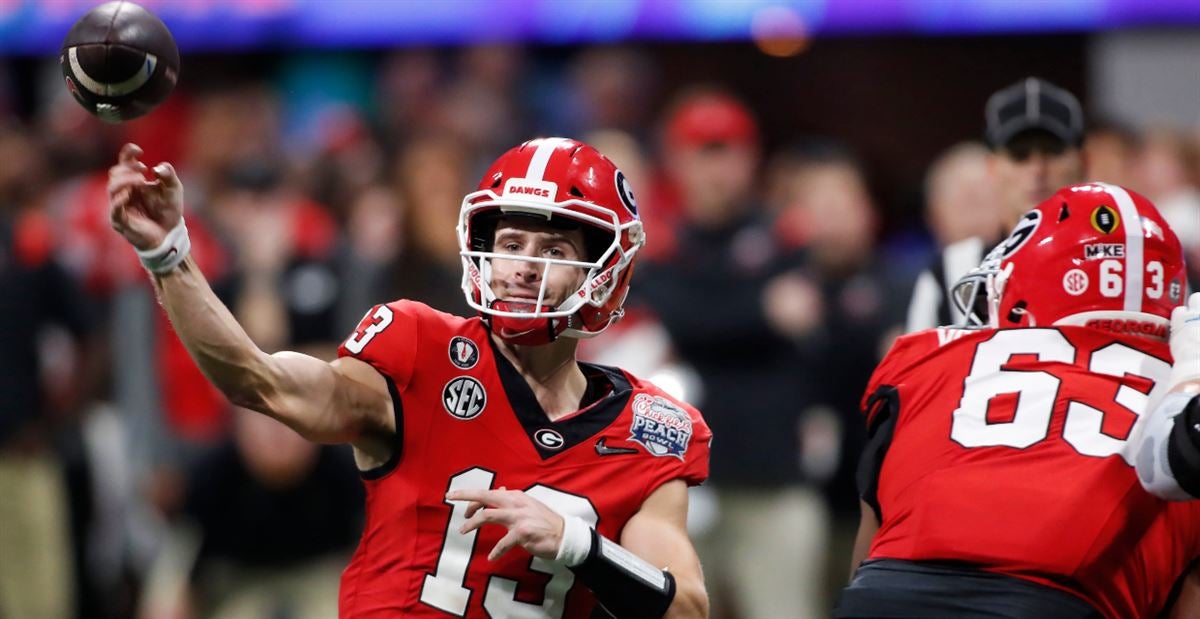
0 1 1197 618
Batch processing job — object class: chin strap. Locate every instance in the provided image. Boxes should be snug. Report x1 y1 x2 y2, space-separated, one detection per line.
488 301 567 345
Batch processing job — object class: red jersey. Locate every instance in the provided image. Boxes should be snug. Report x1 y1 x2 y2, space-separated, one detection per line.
335 300 711 618
862 326 1200 619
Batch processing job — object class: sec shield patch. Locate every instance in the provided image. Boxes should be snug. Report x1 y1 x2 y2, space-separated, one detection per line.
443 377 486 420
629 394 692 459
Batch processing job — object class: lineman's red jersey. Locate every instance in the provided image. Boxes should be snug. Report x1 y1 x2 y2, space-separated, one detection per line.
861 326 1200 619
335 300 711 618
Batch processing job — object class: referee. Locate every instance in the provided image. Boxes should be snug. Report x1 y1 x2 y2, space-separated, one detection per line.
906 77 1085 331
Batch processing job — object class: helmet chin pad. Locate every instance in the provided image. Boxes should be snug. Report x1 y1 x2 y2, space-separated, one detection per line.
488 301 568 345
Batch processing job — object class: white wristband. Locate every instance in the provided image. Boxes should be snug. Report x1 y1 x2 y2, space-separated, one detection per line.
136 219 191 274
555 515 594 567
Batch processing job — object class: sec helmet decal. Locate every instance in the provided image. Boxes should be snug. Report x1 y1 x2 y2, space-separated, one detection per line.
1063 268 1089 296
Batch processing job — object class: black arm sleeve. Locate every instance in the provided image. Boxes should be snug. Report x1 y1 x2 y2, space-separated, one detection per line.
571 528 676 619
856 386 900 521
1167 394 1200 499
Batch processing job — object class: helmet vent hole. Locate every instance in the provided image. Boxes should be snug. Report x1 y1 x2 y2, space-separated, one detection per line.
569 186 585 198
1007 300 1028 324
490 173 503 189
1058 202 1070 221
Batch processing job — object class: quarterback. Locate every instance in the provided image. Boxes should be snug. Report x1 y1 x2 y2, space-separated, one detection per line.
838 183 1200 618
107 138 711 618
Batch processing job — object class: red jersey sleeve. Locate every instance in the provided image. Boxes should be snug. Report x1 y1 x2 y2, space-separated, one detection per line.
635 389 712 499
337 300 422 389
674 401 711 487
681 407 712 487
861 328 957 421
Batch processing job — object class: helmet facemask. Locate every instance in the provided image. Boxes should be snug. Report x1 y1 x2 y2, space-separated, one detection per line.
458 199 640 345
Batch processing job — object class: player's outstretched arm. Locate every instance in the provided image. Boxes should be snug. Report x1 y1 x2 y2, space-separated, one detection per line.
108 144 393 453
1133 293 1200 500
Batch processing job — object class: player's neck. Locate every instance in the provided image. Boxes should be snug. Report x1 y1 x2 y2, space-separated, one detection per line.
492 335 586 421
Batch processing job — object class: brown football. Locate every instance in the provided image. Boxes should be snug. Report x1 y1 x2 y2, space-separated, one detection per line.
60 1 180 123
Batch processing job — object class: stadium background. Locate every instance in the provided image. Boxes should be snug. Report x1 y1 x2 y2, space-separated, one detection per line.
0 1 1197 617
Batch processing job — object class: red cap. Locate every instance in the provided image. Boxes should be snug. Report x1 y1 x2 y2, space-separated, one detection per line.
665 93 758 150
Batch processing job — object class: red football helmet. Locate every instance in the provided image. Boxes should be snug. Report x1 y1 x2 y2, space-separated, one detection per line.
953 183 1187 337
457 137 645 345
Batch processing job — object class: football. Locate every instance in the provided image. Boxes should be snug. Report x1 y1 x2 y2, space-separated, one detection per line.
60 1 179 123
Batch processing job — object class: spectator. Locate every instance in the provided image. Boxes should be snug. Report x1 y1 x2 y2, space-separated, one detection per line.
1134 127 1200 288
769 142 910 604
906 77 1085 331
385 135 474 316
0 123 95 619
142 410 363 619
1084 120 1140 187
635 89 827 619
921 142 1001 248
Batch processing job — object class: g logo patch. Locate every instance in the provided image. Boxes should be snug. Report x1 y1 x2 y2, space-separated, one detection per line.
443 377 486 420
615 170 638 216
534 428 565 450
449 336 479 369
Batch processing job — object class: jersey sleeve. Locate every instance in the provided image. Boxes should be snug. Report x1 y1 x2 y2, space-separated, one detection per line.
861 332 925 421
337 300 421 390
678 406 711 487
855 330 939 519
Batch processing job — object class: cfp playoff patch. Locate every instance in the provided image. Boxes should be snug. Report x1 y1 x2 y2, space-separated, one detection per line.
443 377 486 420
449 336 479 369
1091 205 1120 235
629 394 693 459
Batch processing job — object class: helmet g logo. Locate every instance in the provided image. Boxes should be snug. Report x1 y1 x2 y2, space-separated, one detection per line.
1001 210 1042 259
615 170 638 216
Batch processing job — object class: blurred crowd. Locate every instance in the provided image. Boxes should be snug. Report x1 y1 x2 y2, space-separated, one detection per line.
0 44 1198 619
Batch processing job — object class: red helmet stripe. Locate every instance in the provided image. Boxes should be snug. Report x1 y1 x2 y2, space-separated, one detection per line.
524 137 569 182
1100 183 1144 312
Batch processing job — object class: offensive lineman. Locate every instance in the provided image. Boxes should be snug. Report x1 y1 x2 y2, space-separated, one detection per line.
107 138 711 618
839 183 1200 618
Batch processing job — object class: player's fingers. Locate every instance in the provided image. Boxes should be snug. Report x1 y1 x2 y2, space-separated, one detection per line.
110 201 130 230
459 507 513 535
464 500 487 519
118 143 143 166
448 488 516 507
153 162 180 189
487 529 522 562
1188 292 1200 312
108 176 142 203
